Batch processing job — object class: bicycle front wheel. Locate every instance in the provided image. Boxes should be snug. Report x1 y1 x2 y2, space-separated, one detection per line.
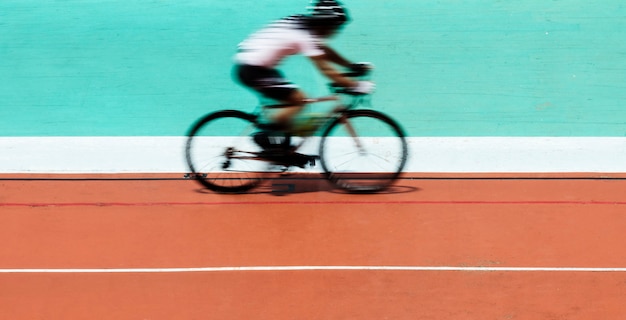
185 110 265 193
319 110 408 192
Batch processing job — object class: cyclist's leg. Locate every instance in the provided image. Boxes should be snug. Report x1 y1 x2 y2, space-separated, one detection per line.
235 64 307 127
236 64 308 151
269 89 306 125
235 64 316 168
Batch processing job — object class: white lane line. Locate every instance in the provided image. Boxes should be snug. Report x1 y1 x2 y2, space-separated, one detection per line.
1 266 626 273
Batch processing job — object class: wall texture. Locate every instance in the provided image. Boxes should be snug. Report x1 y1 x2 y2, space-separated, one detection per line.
2 0 626 137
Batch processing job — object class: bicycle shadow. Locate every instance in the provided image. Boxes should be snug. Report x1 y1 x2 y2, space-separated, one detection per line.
200 173 419 196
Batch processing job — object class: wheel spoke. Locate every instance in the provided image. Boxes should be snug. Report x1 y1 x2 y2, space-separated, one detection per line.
185 111 266 192
319 110 407 192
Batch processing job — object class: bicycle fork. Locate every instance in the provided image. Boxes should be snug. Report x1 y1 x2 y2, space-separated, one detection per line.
338 115 366 154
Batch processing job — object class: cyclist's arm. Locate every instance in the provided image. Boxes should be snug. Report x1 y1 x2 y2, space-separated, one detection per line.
321 45 352 67
309 54 357 88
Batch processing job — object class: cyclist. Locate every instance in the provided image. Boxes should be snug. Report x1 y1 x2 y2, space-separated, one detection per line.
233 0 374 164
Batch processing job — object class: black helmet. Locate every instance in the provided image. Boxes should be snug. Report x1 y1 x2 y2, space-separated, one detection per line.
305 0 350 29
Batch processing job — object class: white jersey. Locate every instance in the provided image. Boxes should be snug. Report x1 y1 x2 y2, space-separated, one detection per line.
235 15 325 68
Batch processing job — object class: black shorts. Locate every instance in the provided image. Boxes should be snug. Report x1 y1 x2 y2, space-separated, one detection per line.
235 64 298 101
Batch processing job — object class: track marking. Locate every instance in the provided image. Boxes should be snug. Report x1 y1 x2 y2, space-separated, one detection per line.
1 266 626 273
2 200 626 207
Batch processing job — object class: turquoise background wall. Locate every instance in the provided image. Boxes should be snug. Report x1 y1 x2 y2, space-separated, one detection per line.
2 0 626 137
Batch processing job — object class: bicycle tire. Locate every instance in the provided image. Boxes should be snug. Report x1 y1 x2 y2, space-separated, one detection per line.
319 109 408 193
185 110 265 193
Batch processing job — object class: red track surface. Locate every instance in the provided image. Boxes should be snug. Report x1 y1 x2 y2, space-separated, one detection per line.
1 174 626 319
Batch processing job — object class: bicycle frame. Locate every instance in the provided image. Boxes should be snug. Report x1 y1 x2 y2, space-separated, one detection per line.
256 91 369 154
255 68 373 138
185 83 407 192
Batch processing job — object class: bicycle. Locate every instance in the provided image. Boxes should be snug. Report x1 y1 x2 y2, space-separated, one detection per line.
184 70 408 193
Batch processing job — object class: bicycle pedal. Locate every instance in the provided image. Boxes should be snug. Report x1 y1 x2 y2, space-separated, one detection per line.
289 153 317 168
258 149 316 168
305 155 317 167
267 164 289 172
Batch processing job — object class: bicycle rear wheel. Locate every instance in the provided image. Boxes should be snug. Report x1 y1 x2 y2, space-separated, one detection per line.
319 110 408 192
185 110 265 192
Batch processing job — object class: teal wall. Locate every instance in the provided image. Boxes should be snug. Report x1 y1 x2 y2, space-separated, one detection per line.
2 0 626 137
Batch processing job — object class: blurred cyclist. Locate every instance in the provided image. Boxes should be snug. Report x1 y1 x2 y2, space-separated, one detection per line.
233 0 374 157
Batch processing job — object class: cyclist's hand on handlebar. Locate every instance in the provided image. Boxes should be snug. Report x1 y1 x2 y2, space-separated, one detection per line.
350 81 376 94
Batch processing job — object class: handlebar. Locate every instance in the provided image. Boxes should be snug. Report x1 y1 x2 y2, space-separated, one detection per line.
329 68 373 96
330 85 364 96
